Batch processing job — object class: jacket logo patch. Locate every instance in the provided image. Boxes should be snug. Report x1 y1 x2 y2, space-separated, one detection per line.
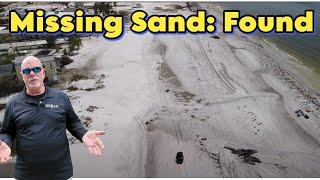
45 104 59 109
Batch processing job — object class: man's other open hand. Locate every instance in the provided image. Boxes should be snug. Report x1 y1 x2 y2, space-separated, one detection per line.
82 131 105 156
0 140 12 164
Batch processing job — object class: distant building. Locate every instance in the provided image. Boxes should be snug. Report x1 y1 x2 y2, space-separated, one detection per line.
14 55 58 85
0 40 48 53
0 27 9 44
63 7 77 13
75 2 85 9
0 26 6 31
1 2 27 12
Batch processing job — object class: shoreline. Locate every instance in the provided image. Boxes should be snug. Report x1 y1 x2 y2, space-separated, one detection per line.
258 36 320 92
213 2 320 92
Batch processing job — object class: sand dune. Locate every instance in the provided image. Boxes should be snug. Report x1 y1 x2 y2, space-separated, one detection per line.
67 2 320 177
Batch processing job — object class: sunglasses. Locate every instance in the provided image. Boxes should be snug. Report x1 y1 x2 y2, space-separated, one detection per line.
22 67 42 75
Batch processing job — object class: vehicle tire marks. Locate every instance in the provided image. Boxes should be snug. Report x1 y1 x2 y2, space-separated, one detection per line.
196 37 236 93
143 36 183 144
109 96 147 136
179 36 225 98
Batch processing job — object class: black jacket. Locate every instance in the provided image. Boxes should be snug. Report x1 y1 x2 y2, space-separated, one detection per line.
0 87 88 180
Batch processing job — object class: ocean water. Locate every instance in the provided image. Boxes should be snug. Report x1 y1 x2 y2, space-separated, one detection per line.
220 2 320 72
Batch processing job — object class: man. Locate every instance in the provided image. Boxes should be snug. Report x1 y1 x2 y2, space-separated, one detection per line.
0 56 105 180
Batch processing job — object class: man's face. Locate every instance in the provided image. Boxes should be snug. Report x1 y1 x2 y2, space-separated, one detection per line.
21 58 45 91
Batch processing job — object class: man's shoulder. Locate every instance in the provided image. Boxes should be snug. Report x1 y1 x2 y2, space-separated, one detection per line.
2 92 24 111
47 87 68 99
7 91 24 105
47 87 64 95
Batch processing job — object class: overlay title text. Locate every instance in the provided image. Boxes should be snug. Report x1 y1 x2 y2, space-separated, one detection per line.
9 9 315 39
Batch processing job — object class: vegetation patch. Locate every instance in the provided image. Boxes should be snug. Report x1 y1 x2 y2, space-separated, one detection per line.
55 56 73 68
71 73 87 82
0 76 23 97
86 105 99 112
67 86 79 91
81 116 93 129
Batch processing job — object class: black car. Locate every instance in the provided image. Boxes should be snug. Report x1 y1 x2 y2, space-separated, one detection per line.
176 152 184 164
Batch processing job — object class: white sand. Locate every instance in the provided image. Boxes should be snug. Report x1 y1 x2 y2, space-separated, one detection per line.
61 2 320 177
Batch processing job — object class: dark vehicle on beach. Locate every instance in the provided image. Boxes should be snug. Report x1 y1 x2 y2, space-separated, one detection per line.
295 109 310 119
295 109 304 117
176 152 184 164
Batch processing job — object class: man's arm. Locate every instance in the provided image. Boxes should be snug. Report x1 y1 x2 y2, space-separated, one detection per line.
0 103 16 150
63 93 88 141
63 93 105 156
0 102 15 163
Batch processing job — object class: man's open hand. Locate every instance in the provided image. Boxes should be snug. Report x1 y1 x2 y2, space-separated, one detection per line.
0 140 12 164
82 131 105 156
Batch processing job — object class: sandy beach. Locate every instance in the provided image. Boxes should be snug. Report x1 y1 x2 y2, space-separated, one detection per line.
1 2 320 178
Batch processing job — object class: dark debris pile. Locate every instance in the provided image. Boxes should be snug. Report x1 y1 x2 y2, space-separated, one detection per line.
224 146 261 165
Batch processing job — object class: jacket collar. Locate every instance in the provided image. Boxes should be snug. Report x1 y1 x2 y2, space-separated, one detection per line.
22 85 53 103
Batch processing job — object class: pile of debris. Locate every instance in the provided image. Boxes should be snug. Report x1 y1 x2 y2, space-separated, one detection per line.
224 146 261 165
